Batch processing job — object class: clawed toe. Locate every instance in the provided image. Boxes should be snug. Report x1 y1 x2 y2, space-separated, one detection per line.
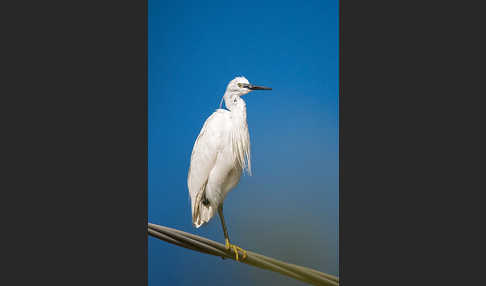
224 239 247 261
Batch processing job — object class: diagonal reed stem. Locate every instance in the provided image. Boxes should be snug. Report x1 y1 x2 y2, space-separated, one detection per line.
148 223 339 286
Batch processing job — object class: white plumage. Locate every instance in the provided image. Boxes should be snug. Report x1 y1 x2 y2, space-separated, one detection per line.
187 76 271 256
188 108 249 227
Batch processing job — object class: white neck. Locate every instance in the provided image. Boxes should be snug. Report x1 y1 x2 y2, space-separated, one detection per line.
223 90 251 175
223 90 247 119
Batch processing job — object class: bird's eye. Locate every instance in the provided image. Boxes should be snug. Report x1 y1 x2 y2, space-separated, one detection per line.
237 83 243 88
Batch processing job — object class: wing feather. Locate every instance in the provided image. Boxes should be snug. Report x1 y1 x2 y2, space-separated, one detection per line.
187 110 229 225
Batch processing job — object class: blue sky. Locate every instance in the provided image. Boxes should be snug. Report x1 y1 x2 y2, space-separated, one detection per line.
149 1 338 285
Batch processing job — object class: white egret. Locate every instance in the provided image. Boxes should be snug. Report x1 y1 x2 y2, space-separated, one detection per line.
187 76 272 261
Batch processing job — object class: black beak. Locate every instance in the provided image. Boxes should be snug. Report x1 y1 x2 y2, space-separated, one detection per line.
248 84 272 90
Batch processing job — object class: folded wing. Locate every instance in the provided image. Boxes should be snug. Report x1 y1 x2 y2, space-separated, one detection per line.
187 110 229 227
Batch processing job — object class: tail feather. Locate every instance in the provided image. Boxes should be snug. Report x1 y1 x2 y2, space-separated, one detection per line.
194 204 214 228
192 191 215 228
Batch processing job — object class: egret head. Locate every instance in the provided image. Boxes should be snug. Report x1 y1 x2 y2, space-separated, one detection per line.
222 76 272 111
227 76 251 96
226 76 272 96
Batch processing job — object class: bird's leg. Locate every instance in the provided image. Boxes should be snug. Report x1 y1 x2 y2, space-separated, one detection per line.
217 205 247 261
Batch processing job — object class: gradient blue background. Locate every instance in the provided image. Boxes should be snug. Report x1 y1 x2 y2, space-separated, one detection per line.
149 1 338 285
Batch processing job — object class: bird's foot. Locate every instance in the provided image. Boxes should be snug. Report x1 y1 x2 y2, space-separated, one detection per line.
225 238 247 261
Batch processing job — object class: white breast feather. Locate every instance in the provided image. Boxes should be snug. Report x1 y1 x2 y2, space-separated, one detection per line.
231 121 251 176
